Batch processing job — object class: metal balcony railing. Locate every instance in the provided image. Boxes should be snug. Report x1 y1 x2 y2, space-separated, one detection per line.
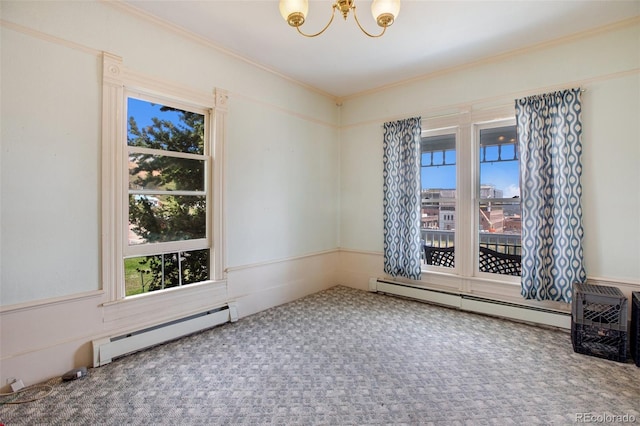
422 229 522 276
422 229 521 256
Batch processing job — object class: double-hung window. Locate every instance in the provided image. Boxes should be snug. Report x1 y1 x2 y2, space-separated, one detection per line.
421 111 521 280
101 54 226 304
125 95 211 297
475 120 521 277
475 121 521 275
420 129 457 271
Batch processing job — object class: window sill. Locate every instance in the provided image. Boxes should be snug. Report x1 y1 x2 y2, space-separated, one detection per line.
420 267 520 287
101 279 228 326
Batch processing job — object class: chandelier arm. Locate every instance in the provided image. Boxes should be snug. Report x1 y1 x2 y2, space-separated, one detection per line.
352 5 387 38
296 5 338 38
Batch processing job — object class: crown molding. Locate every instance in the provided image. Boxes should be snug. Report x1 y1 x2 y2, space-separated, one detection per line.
340 16 640 102
102 0 339 103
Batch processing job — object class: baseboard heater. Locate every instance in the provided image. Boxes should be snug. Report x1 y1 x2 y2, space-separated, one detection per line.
92 302 238 367
370 278 570 329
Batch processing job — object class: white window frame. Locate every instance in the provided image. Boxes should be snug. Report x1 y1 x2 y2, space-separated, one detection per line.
101 53 227 306
421 107 520 286
124 91 211 258
420 125 460 275
472 117 520 284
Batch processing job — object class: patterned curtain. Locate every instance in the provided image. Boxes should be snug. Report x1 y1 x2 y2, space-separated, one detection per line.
383 117 422 280
515 88 586 303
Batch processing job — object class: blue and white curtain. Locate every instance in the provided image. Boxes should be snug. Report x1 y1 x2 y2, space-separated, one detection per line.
383 117 422 280
515 88 586 303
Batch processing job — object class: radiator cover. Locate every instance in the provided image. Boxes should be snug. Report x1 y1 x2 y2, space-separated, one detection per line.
371 279 570 329
92 302 237 367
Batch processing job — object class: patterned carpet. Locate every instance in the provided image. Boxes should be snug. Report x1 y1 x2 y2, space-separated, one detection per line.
1 285 638 425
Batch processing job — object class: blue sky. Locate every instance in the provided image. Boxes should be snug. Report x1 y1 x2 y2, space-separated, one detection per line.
127 97 183 133
480 161 520 197
422 162 520 198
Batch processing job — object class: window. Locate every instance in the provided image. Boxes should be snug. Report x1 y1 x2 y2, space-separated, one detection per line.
101 54 227 304
421 130 457 270
124 96 211 296
476 121 521 276
421 111 521 279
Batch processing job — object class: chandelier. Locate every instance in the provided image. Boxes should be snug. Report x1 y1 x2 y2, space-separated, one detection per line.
279 0 401 38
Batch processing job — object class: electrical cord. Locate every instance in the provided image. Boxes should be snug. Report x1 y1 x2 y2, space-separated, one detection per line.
0 383 54 405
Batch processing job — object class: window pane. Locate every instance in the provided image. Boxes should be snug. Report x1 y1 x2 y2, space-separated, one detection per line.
478 201 521 244
127 98 205 155
432 151 443 165
124 249 209 296
478 124 521 276
421 133 456 268
422 205 455 245
129 154 205 191
478 196 521 275
479 125 519 198
182 249 210 285
124 254 161 296
128 194 206 245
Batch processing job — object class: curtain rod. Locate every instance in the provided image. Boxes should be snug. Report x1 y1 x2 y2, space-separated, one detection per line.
375 87 587 129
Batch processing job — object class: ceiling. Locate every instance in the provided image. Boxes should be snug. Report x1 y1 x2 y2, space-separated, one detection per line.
123 0 639 99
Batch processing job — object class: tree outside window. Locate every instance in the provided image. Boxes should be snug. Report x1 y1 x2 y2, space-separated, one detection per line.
124 98 210 296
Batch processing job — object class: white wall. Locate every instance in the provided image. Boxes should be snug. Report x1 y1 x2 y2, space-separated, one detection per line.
226 95 340 267
338 21 640 302
1 26 102 302
0 0 340 389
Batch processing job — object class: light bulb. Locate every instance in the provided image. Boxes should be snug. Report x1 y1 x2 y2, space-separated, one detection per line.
371 0 400 27
279 0 309 27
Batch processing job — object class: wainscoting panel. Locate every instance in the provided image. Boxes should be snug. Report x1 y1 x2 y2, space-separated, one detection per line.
226 250 340 318
338 250 639 327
